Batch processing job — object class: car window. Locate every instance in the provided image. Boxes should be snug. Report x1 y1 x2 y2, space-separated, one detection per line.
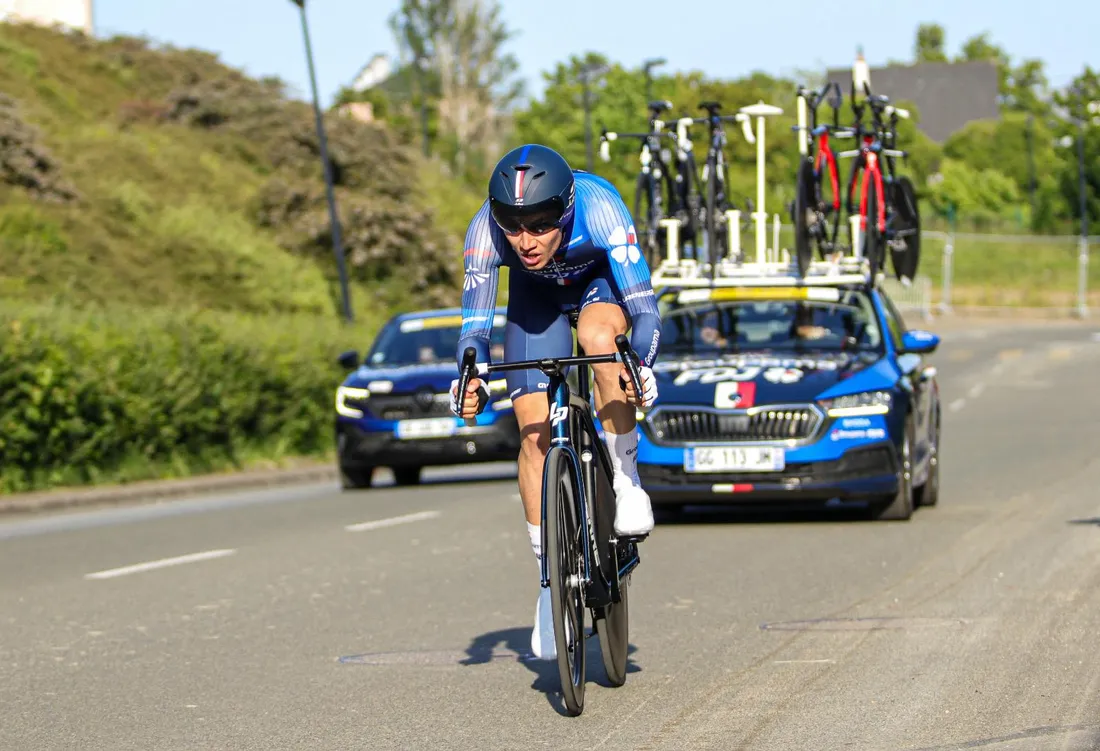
877 293 906 350
367 315 506 366
659 289 884 356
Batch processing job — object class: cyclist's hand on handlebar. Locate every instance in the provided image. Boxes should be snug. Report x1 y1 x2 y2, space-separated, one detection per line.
620 365 658 408
449 377 489 418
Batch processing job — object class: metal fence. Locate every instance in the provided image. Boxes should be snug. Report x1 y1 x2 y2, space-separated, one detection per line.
923 230 1098 317
747 218 1096 318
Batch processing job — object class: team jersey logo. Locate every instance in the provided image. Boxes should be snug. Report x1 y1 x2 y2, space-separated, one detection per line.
608 225 641 264
464 271 490 290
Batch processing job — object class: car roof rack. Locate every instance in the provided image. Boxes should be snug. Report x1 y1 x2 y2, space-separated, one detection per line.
646 99 881 292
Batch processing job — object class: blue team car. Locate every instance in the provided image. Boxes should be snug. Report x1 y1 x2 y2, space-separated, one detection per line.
635 283 941 520
334 307 519 489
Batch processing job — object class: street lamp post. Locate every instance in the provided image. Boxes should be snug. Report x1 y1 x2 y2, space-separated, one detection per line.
644 57 666 107
290 0 353 324
1026 113 1037 221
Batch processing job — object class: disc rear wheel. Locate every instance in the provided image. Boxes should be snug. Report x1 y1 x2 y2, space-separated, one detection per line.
596 573 629 686
890 175 921 282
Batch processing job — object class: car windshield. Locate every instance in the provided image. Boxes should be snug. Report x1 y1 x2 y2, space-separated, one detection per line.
367 315 506 367
658 288 884 356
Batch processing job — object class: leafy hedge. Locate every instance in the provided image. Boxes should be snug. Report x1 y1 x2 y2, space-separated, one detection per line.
0 302 365 493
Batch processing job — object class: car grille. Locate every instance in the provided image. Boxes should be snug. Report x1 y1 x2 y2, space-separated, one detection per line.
645 406 822 445
366 392 452 420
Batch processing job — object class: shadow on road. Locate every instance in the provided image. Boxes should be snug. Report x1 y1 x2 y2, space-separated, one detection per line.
1067 517 1100 526
460 626 641 716
653 503 884 527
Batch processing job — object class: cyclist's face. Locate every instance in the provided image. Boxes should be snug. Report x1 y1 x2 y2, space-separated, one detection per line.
503 227 563 270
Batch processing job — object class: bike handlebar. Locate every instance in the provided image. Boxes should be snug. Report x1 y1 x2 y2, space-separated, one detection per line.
615 334 644 400
457 346 480 427
599 129 676 162
469 338 644 406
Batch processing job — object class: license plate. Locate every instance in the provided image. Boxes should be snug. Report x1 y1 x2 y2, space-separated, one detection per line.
395 417 457 439
684 446 785 473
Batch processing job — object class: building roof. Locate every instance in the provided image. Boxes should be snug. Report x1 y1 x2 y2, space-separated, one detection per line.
825 60 1000 142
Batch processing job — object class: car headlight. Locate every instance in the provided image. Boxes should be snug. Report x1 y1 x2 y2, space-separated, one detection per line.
820 390 892 417
336 386 371 418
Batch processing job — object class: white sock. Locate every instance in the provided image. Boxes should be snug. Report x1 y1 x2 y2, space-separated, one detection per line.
527 521 541 567
604 429 641 489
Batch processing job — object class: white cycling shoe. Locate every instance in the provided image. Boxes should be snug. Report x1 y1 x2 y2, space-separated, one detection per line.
531 585 557 660
613 481 654 537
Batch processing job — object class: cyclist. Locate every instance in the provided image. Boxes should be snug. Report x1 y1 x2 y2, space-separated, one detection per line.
450 144 662 660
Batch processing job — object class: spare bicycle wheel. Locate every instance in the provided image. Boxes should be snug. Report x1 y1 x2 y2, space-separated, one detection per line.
890 175 921 282
794 157 815 277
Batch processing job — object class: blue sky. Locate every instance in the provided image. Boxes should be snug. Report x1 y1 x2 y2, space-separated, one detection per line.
93 0 1097 108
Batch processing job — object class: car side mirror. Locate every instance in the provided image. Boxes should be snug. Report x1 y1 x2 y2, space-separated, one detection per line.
899 330 939 355
338 350 360 370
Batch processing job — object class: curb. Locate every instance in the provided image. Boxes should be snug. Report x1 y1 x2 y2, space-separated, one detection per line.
0 462 338 517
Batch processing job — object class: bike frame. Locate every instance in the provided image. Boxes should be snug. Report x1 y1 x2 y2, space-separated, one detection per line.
461 340 643 609
798 84 844 214
842 85 909 242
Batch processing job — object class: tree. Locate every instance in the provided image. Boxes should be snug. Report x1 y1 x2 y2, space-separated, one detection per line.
956 31 1049 116
914 23 948 63
386 0 523 183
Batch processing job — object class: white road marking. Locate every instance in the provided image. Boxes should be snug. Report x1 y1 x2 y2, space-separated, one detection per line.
85 549 236 580
949 398 967 413
345 510 440 532
968 383 986 398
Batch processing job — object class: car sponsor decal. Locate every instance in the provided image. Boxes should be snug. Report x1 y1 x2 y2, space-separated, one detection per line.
829 427 886 441
761 367 804 384
655 355 842 374
714 381 756 408
674 366 761 386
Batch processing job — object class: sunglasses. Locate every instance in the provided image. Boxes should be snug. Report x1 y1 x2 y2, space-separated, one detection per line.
491 201 564 236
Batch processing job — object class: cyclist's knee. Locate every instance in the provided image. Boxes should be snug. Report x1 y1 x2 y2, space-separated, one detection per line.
519 421 549 459
578 320 624 356
514 393 550 459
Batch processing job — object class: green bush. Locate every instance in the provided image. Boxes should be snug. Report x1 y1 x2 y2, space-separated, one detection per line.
0 301 373 493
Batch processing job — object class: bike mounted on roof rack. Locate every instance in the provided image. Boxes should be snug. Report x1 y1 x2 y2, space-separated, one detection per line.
645 67 924 293
647 99 884 291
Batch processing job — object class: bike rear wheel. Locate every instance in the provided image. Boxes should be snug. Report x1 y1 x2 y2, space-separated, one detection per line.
634 172 662 270
545 447 586 715
596 573 629 686
793 157 815 277
863 181 884 282
704 158 719 271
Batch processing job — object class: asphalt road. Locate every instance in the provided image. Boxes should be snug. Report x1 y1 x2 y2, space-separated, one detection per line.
3 322 1100 750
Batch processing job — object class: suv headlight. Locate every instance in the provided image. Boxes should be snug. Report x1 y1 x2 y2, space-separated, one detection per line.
336 386 371 418
820 390 892 417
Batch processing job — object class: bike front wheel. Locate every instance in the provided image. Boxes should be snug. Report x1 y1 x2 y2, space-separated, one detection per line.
545 447 586 715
